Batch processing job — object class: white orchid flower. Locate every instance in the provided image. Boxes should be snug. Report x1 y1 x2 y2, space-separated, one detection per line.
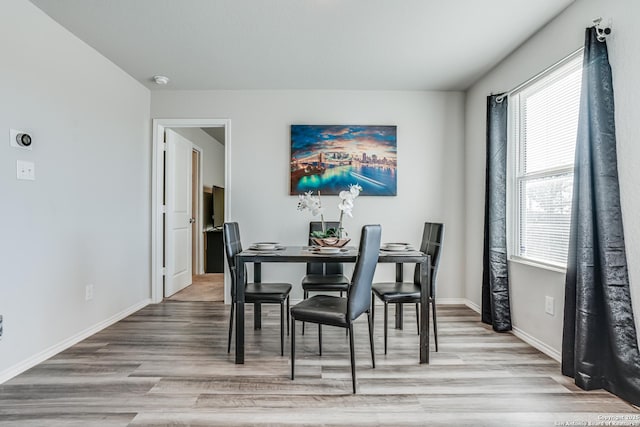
338 197 354 217
310 199 324 216
297 191 324 217
349 184 363 198
298 184 361 238
297 192 311 211
338 190 351 200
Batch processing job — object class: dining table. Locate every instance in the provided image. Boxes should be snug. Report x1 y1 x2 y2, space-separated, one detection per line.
233 245 431 364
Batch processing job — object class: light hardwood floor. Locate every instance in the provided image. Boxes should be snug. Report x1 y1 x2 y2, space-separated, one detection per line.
0 303 638 426
167 274 225 302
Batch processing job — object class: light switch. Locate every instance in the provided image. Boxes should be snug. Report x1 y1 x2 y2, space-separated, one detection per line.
17 160 35 180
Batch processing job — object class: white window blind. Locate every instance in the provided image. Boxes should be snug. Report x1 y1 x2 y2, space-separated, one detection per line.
510 52 583 267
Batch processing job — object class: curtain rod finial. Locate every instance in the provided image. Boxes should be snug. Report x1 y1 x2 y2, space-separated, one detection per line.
593 17 612 42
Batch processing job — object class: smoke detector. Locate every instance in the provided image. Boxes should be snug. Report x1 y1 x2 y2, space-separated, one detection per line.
153 75 170 85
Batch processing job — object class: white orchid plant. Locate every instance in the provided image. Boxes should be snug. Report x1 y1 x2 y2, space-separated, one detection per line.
297 184 363 238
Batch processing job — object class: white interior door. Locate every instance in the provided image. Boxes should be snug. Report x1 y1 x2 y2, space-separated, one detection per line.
165 129 193 297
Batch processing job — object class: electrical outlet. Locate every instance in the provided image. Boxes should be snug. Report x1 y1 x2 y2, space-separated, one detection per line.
85 284 94 301
545 296 555 316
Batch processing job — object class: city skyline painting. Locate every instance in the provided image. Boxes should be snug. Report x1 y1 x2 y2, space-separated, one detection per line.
290 125 397 196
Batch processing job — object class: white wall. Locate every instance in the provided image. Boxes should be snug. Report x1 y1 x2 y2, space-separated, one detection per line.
0 0 151 381
465 0 640 357
152 90 466 300
171 127 225 188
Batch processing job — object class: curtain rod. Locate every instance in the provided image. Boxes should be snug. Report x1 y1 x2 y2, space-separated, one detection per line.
496 18 611 103
495 47 583 103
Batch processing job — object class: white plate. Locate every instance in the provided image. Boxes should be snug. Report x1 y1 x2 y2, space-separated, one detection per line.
249 245 284 251
316 247 341 254
253 242 279 250
383 243 410 251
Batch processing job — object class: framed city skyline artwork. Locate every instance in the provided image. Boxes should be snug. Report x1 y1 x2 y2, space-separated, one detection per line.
290 125 397 196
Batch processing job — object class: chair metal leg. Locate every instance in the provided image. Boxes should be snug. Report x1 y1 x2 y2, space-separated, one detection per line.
383 302 388 355
345 291 349 336
280 301 285 356
318 324 322 356
371 293 375 331
416 303 420 335
432 297 438 352
286 296 290 336
348 323 357 394
302 290 308 335
367 310 375 369
227 302 235 353
291 317 296 380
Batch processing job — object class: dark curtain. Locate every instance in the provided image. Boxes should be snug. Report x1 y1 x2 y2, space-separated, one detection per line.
481 94 512 332
562 27 640 406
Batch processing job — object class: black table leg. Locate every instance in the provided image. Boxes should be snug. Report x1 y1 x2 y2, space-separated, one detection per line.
254 263 262 330
420 256 431 364
254 304 261 329
395 263 403 329
235 257 246 364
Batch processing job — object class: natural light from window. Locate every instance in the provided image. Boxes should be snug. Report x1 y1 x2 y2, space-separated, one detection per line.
509 52 583 268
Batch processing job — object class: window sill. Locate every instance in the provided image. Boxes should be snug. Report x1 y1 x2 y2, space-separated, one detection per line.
508 256 567 274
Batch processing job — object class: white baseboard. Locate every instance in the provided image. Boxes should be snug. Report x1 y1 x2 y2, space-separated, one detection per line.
459 299 560 361
0 299 151 384
511 326 561 362
463 299 481 313
436 298 471 306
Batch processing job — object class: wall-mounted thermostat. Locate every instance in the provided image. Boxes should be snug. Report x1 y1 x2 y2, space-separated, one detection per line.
10 129 33 150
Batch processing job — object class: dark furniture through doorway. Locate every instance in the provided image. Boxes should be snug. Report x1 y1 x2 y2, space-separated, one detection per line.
205 229 224 273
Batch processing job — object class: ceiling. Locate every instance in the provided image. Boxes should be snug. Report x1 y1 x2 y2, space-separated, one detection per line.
30 0 574 91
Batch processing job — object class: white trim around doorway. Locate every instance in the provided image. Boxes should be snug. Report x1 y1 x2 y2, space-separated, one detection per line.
151 118 231 304
191 143 204 276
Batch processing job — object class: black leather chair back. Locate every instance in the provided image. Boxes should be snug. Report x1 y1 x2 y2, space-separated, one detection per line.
413 222 445 296
307 221 344 275
223 222 243 300
347 224 381 322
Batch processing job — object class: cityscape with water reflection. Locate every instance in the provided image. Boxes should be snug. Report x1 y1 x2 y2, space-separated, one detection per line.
290 125 397 196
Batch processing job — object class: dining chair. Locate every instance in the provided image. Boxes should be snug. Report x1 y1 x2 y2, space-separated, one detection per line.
223 222 292 356
301 221 350 335
290 224 381 394
371 222 444 354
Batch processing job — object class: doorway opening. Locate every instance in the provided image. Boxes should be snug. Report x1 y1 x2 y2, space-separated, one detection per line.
151 119 231 305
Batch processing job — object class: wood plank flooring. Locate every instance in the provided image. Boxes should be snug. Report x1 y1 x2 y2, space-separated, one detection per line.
167 274 224 302
1 303 638 426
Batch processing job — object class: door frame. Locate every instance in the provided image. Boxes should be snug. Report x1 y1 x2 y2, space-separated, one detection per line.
191 144 203 276
151 118 231 304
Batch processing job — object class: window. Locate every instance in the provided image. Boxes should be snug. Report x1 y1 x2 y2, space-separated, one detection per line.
509 52 583 268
